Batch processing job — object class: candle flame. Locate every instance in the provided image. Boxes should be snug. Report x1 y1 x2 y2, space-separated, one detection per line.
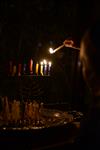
43 59 47 65
40 61 43 65
48 61 52 67
49 48 54 54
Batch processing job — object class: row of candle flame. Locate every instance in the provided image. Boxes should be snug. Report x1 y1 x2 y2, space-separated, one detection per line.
9 59 52 76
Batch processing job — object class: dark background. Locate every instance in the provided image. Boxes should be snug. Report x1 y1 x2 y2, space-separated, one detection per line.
0 0 100 61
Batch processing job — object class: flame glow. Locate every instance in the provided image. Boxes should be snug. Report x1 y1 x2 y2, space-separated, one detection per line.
48 61 52 67
49 48 54 54
43 59 47 65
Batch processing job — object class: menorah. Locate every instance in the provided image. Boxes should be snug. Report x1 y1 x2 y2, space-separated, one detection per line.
0 96 79 130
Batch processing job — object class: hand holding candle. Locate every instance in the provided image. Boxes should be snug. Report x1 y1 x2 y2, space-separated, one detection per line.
63 39 74 48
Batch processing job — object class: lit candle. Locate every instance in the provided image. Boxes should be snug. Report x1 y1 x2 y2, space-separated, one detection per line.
36 62 39 75
40 61 43 76
30 59 33 74
43 59 47 75
48 61 52 75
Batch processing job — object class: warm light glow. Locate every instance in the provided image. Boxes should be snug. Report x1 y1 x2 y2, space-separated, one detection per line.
48 61 52 67
40 61 43 75
49 48 54 54
54 113 60 117
43 59 47 65
40 61 43 65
